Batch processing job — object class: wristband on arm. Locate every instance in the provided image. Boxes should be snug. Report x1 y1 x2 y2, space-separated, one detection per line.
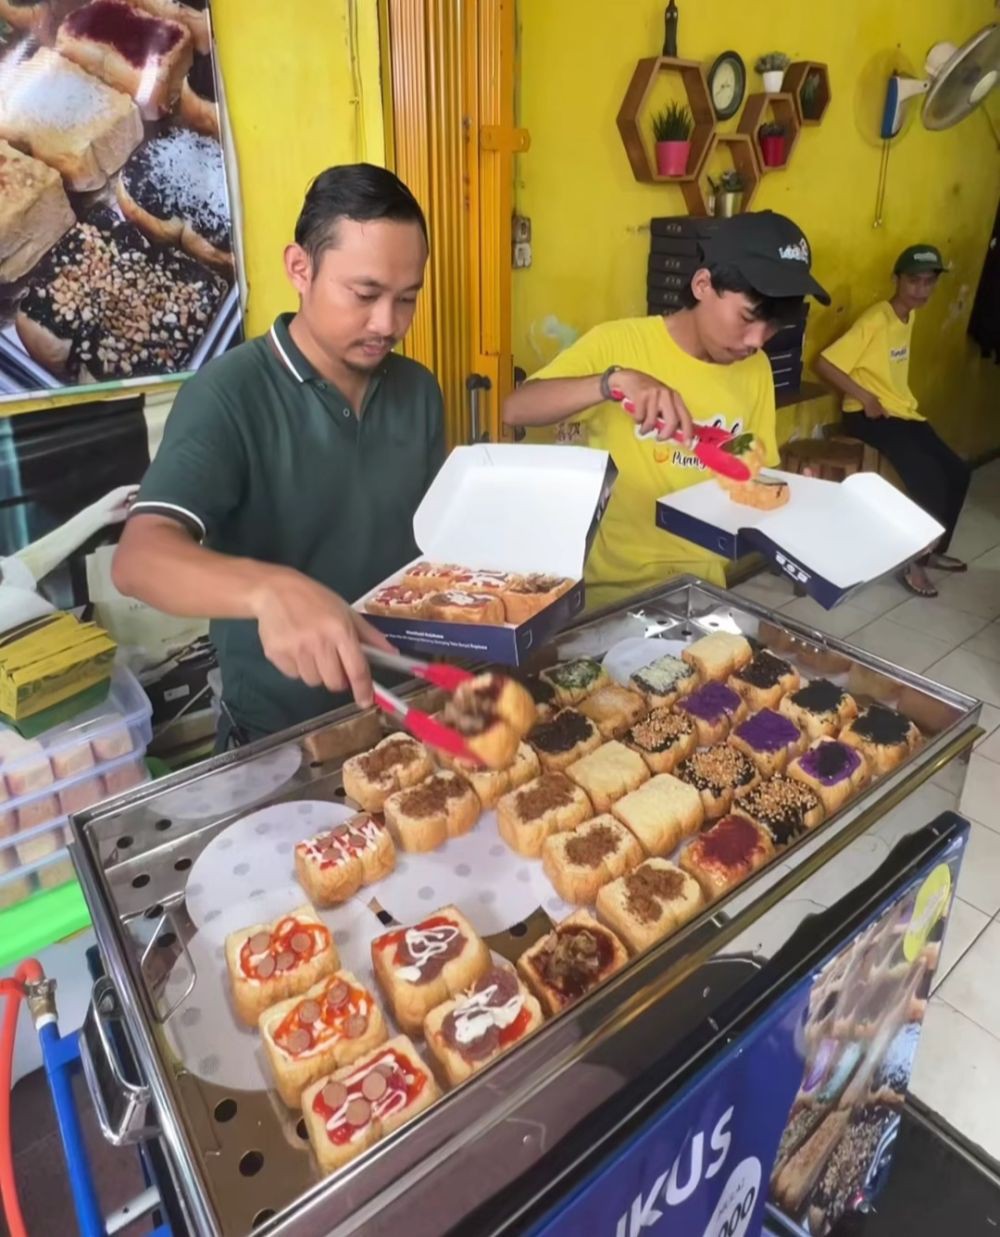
599 365 622 401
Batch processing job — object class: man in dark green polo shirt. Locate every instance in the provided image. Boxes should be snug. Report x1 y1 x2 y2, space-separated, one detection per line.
113 164 444 744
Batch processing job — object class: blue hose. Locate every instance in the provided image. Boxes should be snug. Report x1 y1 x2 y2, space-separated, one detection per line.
38 1023 106 1237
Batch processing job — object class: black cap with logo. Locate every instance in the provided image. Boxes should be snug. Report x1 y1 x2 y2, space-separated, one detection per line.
894 244 946 276
701 210 830 305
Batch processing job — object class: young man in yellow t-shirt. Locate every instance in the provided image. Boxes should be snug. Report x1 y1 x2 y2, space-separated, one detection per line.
815 244 970 598
502 211 830 609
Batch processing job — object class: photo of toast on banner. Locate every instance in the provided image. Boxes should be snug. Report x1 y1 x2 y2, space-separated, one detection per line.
0 0 244 400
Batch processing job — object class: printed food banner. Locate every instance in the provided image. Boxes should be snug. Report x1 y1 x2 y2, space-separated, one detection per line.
529 830 965 1237
768 852 958 1236
0 0 243 402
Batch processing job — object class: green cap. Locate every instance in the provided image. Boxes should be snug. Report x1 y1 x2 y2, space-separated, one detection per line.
894 244 945 276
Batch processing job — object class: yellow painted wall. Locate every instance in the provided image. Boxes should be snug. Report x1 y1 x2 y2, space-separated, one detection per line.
1 0 383 418
513 0 1000 458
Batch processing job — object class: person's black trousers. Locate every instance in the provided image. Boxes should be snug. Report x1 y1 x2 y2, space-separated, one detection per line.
841 413 971 561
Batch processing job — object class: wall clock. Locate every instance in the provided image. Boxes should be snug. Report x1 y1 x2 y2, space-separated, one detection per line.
708 50 746 121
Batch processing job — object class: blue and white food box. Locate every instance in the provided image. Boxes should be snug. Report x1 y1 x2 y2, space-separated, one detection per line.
656 469 944 609
357 444 617 665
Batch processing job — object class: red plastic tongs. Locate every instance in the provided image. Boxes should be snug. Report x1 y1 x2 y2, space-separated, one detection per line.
610 388 751 482
364 647 483 764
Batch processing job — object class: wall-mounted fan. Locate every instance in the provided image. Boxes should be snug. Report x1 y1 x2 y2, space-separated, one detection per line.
873 25 1000 226
881 24 1000 137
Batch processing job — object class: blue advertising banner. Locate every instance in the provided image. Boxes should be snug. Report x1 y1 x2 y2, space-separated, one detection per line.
531 969 811 1237
529 827 967 1237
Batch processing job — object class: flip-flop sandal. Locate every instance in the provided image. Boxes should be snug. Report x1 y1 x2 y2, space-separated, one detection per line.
899 570 938 598
928 555 968 573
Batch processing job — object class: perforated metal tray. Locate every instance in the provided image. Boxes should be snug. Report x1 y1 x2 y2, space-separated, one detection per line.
68 578 981 1237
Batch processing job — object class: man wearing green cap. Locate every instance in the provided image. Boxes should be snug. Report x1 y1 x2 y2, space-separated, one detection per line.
815 244 970 598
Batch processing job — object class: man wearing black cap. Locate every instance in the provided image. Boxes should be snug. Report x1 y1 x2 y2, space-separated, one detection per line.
503 211 830 608
815 244 970 598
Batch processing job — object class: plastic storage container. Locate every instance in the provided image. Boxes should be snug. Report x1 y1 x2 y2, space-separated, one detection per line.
0 666 152 910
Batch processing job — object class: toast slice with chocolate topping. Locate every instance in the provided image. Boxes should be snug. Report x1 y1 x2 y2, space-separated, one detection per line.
517 910 627 1015
596 858 705 954
839 705 921 775
441 672 536 769
528 708 603 772
443 740 540 808
342 733 434 812
496 772 593 857
383 771 481 852
779 678 858 740
541 815 643 905
371 905 491 1036
728 650 800 711
423 966 544 1086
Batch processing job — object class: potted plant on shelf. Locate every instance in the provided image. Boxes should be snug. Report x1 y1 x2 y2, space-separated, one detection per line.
709 169 744 217
759 121 787 167
652 101 693 177
801 69 823 120
755 52 789 93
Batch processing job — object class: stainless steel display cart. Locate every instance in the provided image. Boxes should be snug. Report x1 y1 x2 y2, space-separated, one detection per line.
67 578 982 1237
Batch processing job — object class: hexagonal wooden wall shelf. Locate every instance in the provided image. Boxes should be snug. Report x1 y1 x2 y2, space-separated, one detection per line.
616 56 715 183
680 132 762 217
738 92 801 173
784 61 832 126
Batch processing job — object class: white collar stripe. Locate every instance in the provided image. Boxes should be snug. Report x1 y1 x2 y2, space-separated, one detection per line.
269 323 305 383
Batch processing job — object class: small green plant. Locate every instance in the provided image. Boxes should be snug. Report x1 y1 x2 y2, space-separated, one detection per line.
801 70 823 115
709 170 745 193
755 52 790 73
652 101 693 142
759 121 787 138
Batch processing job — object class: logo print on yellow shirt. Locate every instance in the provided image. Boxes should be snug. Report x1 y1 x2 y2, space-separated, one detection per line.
890 346 908 362
647 414 746 469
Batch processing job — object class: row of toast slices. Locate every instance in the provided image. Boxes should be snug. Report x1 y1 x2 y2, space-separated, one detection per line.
220 632 926 1175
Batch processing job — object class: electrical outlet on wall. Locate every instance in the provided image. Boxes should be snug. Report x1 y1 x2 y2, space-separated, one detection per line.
512 214 532 269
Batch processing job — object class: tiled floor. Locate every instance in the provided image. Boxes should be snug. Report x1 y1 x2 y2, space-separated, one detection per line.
736 457 1000 1166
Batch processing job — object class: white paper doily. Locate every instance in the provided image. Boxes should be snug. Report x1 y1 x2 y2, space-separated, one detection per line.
601 636 688 686
185 799 359 940
373 809 545 936
155 745 303 821
525 862 577 924
159 898 386 1091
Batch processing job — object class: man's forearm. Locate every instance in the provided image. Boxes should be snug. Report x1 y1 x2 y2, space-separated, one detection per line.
814 356 872 406
502 374 605 427
111 517 283 621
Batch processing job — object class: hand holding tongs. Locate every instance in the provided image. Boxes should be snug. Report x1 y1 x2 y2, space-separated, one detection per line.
364 647 482 764
610 388 751 481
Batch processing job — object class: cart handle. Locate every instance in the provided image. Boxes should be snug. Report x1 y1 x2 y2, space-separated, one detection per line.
78 977 157 1147
140 906 197 1026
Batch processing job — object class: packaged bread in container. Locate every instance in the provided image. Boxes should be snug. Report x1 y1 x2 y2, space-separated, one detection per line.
0 613 116 733
357 445 616 666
